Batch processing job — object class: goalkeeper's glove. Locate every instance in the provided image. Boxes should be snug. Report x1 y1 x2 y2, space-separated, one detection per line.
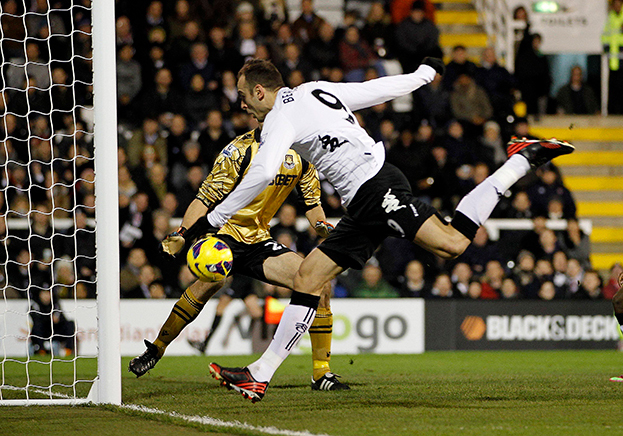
314 220 334 239
160 226 187 258
421 57 445 76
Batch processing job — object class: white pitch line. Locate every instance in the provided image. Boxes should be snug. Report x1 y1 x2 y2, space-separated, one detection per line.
122 403 330 436
2 387 328 436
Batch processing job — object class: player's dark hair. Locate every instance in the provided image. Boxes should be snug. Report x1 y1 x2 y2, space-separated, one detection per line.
238 59 285 91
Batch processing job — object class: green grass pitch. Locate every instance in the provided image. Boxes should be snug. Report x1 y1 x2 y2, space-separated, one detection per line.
3 351 623 435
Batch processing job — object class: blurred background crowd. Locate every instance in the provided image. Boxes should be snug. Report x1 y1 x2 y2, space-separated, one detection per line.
0 0 617 304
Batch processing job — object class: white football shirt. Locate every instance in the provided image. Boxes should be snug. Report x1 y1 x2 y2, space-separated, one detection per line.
207 64 437 227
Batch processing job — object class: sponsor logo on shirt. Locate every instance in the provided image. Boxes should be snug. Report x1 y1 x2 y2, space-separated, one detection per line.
382 188 406 213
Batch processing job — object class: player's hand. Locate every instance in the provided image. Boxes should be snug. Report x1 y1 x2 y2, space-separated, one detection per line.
160 227 187 258
314 220 334 238
421 57 445 76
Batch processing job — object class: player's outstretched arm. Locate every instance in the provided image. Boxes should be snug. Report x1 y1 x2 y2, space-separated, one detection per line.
208 112 296 228
327 59 442 112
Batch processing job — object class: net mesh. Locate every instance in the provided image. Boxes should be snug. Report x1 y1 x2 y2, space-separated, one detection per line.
0 0 98 402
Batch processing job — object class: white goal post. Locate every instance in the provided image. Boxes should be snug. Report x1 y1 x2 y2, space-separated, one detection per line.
0 0 120 405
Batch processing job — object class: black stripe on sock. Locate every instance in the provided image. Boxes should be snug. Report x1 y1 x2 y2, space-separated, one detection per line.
290 291 320 309
173 305 192 323
286 333 301 351
451 211 479 241
182 292 203 311
616 312 623 326
309 328 332 334
304 307 315 324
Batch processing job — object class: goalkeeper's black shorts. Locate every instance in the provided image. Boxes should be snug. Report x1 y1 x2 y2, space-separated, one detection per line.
217 234 291 282
318 162 436 270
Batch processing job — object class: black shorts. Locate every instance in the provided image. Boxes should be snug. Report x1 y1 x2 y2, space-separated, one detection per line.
318 162 436 270
217 234 292 282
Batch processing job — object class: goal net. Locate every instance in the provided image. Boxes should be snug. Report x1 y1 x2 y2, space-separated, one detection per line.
0 0 120 405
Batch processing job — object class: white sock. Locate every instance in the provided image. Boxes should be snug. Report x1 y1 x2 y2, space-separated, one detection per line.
456 155 530 227
248 304 316 382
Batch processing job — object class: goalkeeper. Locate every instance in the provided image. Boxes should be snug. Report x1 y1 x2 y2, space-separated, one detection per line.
129 128 349 391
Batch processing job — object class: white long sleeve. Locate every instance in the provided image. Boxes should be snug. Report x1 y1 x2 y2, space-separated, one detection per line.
328 64 436 112
207 111 296 228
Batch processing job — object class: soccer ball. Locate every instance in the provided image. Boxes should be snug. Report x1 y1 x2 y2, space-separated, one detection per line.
187 236 233 282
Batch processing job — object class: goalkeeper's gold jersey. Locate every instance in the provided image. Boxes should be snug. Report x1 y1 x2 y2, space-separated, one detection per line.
196 129 321 244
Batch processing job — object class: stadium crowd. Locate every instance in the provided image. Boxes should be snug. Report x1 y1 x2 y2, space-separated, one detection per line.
0 0 616 304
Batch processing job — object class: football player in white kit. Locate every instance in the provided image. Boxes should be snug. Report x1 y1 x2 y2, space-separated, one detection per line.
206 58 574 402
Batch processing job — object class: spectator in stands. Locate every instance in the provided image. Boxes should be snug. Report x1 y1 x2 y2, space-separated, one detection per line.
538 228 561 261
198 110 234 166
179 42 218 92
514 250 539 299
556 65 599 115
119 191 153 259
538 281 556 300
475 47 515 120
450 73 493 139
574 269 603 299
478 120 506 168
219 70 244 117
117 44 143 122
602 262 623 300
413 74 452 131
235 20 261 60
559 218 591 268
552 250 569 296
140 68 184 122
480 260 504 299
29 289 75 356
184 74 219 128
208 26 244 74
362 2 394 59
442 120 477 169
6 42 51 90
467 280 482 299
394 1 440 73
500 278 520 299
429 273 454 298
338 26 381 82
291 0 326 43
399 260 430 297
451 262 472 298
352 260 399 298
269 23 299 66
50 68 74 131
565 258 584 298
443 45 478 91
526 164 576 218
120 248 148 296
1 0 25 60
168 0 192 41
305 21 340 79
175 166 205 212
515 31 550 115
166 20 204 73
165 114 191 166
126 118 167 169
279 42 314 82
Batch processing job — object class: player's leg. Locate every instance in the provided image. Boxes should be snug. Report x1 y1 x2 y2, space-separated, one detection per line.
210 249 343 401
415 138 575 256
129 279 223 377
309 282 350 390
188 292 233 353
610 278 623 382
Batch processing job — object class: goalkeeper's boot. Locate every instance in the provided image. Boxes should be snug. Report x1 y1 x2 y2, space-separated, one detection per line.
128 339 161 377
187 339 207 354
507 137 575 169
209 362 268 403
311 372 351 391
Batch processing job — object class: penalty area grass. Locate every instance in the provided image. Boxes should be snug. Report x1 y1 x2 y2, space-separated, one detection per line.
3 350 623 435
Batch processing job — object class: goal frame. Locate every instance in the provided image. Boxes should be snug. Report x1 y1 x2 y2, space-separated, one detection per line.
0 0 121 406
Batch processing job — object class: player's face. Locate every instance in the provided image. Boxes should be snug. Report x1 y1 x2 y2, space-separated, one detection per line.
237 75 269 122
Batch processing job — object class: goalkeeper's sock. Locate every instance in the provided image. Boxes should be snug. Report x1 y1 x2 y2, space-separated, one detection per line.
248 291 319 382
153 288 205 357
453 155 530 240
310 307 333 380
